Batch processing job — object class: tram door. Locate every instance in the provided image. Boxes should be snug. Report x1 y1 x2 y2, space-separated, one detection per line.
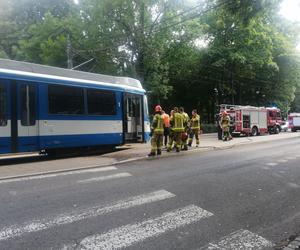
10 81 39 153
0 80 10 153
123 93 143 142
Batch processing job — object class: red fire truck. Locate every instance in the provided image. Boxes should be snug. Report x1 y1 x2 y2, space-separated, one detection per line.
219 104 283 136
288 113 300 132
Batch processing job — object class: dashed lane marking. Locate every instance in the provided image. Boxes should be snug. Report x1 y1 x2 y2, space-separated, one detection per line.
286 156 297 160
277 159 288 163
287 182 300 188
0 190 175 241
0 166 118 184
200 229 274 250
266 163 278 166
61 205 213 250
77 172 132 184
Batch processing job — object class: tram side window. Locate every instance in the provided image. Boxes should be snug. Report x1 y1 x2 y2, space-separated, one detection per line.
87 89 116 115
0 84 7 126
48 85 85 115
21 84 36 126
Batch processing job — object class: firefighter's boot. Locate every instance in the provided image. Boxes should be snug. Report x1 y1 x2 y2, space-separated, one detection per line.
148 152 156 157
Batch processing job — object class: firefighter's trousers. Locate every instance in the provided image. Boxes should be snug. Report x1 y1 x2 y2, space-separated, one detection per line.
222 126 231 141
167 130 175 150
188 128 200 146
168 132 182 151
150 133 163 154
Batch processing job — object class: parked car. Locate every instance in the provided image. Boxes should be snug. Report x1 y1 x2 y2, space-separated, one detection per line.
280 121 289 132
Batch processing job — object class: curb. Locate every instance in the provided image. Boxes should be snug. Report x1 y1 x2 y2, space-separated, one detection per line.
1 134 300 181
0 163 116 182
0 147 213 182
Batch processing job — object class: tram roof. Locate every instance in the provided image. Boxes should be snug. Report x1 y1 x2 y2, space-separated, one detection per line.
0 59 143 90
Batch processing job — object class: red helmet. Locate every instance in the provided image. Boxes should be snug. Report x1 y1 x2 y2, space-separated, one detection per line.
155 105 162 112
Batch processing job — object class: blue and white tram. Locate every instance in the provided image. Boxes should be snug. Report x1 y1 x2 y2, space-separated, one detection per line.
0 59 150 154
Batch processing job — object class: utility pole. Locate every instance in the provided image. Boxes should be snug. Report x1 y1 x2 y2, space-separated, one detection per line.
214 87 219 114
230 67 234 104
67 33 73 69
136 0 145 82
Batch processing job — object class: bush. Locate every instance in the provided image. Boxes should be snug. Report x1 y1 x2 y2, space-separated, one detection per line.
201 123 217 134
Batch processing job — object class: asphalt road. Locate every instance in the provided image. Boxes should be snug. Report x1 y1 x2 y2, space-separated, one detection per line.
0 137 300 250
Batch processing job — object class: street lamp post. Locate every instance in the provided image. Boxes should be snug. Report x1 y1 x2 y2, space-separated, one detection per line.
214 87 219 114
256 90 260 106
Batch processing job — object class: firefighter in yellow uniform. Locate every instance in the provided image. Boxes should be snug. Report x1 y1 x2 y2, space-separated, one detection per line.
167 107 185 152
188 109 200 147
221 111 232 141
148 105 164 156
167 110 175 150
179 107 190 151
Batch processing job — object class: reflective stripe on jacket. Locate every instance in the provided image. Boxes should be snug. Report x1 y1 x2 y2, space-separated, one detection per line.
191 114 200 129
170 112 185 132
182 112 190 127
152 114 164 134
221 115 230 128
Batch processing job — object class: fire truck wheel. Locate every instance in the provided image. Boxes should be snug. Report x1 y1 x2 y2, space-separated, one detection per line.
251 126 258 136
274 125 280 134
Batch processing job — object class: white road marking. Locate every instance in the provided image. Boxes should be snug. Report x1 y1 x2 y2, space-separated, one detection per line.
287 182 300 188
286 156 297 160
62 205 213 250
8 191 17 196
266 163 278 166
0 190 175 241
277 159 288 163
0 166 118 184
77 172 132 184
201 229 273 250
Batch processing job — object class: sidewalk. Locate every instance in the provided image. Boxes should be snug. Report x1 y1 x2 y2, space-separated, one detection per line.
0 132 300 180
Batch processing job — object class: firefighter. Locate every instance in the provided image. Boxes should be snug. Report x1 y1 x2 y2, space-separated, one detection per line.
167 107 184 152
167 110 175 151
148 105 164 156
221 111 232 141
216 113 223 140
179 107 190 151
188 109 200 147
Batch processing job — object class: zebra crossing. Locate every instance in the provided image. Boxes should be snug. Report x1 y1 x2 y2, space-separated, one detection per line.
200 229 274 250
0 165 275 250
61 205 213 250
0 190 175 241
